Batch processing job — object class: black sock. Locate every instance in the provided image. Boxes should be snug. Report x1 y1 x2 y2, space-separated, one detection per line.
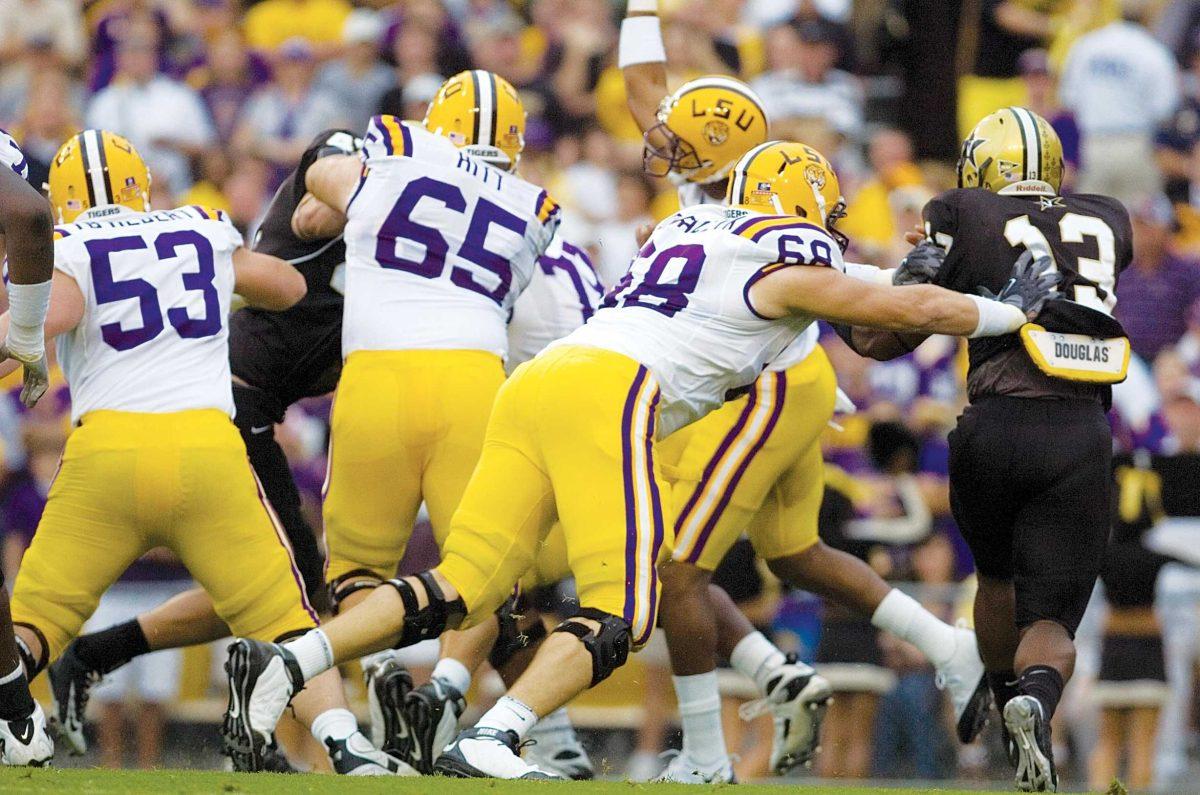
0 662 35 721
73 619 151 675
1017 665 1064 720
988 670 1020 713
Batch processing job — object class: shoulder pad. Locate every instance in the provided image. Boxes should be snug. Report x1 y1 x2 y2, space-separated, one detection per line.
731 214 840 269
534 190 560 227
362 115 414 161
183 204 232 224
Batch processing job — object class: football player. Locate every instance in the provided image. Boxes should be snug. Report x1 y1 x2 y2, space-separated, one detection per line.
4 130 408 776
618 0 991 780
220 140 1057 780
846 107 1132 792
43 129 372 771
0 128 55 766
219 71 560 769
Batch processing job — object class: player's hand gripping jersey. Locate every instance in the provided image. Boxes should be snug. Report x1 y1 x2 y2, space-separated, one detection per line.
344 118 559 358
560 203 842 436
507 236 603 371
52 205 243 423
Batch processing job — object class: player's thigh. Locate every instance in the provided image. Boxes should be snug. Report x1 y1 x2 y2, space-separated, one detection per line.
11 440 146 661
438 374 555 627
750 438 825 561
539 349 671 647
323 353 424 580
520 522 571 592
423 352 506 548
173 437 318 641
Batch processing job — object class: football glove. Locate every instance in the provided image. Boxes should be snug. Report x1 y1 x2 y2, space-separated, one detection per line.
979 249 1060 321
0 345 48 408
893 241 945 286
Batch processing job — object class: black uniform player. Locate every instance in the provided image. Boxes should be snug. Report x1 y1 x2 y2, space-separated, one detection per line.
46 130 361 766
849 107 1131 793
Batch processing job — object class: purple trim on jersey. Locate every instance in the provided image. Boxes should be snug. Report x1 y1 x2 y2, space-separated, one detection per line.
675 386 759 535
682 372 788 564
53 227 71 238
742 262 798 320
621 365 648 630
400 122 413 159
748 220 827 243
344 166 370 212
636 387 665 646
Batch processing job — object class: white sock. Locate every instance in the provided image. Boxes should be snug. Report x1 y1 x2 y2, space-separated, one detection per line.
477 695 538 740
282 629 334 682
309 707 358 744
871 588 957 666
527 706 571 738
431 657 472 695
672 672 727 767
729 631 787 693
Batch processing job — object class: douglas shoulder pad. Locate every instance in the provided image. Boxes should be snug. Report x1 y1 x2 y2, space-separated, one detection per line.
1020 324 1130 384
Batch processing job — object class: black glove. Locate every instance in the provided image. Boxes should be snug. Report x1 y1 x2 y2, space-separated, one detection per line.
979 249 1061 320
893 241 945 286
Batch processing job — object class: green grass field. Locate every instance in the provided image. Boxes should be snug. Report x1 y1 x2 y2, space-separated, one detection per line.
0 768 1032 794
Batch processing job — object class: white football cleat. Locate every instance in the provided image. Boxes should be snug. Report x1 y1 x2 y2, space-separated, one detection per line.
522 715 594 779
934 621 992 742
221 639 301 771
739 655 832 773
325 731 418 776
653 750 735 783
1004 695 1058 792
0 702 53 766
433 727 560 780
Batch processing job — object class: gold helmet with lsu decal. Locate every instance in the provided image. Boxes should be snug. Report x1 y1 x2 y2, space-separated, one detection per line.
47 129 150 224
958 106 1064 196
423 69 526 172
644 75 770 185
726 140 848 250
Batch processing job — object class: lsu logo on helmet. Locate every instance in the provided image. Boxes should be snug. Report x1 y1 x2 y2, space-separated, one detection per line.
47 129 150 224
643 76 769 185
958 107 1064 196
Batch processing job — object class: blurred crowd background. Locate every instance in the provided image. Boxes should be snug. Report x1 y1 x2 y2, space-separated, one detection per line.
5 0 1200 788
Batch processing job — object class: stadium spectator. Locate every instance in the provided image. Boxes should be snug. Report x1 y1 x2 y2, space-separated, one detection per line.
1018 48 1079 182
88 0 183 92
315 9 392 133
241 0 352 55
376 20 445 118
8 69 80 190
0 41 84 134
1116 194 1200 361
86 27 216 202
193 29 270 144
592 170 654 287
0 0 85 71
1060 0 1180 205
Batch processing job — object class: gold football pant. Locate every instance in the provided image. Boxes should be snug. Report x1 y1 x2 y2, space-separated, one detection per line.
12 410 317 662
323 349 506 583
660 345 837 571
438 345 671 647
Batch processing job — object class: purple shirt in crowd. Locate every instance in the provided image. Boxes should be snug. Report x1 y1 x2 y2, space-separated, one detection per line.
1115 252 1200 361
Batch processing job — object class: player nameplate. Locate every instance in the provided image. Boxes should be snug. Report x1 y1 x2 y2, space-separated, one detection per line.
1019 324 1129 384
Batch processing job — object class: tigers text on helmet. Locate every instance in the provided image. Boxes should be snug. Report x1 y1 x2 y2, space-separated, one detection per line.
726 140 848 251
423 69 526 171
644 75 770 186
958 107 1064 196
47 129 150 224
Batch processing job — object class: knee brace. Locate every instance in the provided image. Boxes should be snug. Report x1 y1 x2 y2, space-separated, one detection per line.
551 608 631 687
328 568 383 615
13 622 47 678
384 571 466 648
489 593 547 671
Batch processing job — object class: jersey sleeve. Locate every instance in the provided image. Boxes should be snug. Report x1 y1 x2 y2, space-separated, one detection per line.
732 215 845 272
0 130 28 180
50 229 90 292
362 115 414 162
179 206 244 253
527 189 562 259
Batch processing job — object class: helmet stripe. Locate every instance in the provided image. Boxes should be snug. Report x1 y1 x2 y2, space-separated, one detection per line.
472 70 496 148
730 140 778 207
75 132 96 209
94 131 114 205
81 129 112 206
1009 107 1040 182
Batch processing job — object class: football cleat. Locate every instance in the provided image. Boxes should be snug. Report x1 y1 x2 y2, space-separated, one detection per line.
934 621 992 743
1004 695 1058 792
47 641 103 755
325 731 418 776
433 726 559 779
653 749 735 783
401 677 465 774
221 639 302 772
738 654 833 773
364 655 412 753
522 717 594 780
0 702 53 766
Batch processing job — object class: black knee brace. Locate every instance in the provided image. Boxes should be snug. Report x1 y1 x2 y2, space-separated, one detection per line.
13 622 47 677
489 593 547 671
328 568 383 615
384 571 466 648
551 608 631 687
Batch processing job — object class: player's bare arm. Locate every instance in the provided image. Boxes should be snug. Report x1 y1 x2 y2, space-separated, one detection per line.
0 270 85 382
620 0 669 135
304 154 363 216
232 247 307 311
0 165 54 406
291 192 346 241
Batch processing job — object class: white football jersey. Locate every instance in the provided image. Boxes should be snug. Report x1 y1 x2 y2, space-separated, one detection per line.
506 236 603 372
342 117 559 358
556 204 844 436
52 205 242 423
0 128 28 179
676 181 818 371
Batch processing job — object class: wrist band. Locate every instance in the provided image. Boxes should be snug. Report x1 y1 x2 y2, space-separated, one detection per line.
843 261 895 285
5 279 50 362
967 295 1027 338
627 0 658 13
618 16 666 68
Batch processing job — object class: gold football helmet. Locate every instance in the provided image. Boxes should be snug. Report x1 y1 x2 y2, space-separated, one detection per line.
47 129 150 224
423 69 526 171
958 107 1064 195
726 140 848 250
644 75 770 185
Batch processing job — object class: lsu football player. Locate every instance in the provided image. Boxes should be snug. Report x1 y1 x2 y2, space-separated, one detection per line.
618 1 992 780
220 140 1057 780
0 128 55 767
220 72 558 770
4 131 407 776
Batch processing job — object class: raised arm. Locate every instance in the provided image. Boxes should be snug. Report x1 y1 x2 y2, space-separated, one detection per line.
619 0 670 135
232 247 307 311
